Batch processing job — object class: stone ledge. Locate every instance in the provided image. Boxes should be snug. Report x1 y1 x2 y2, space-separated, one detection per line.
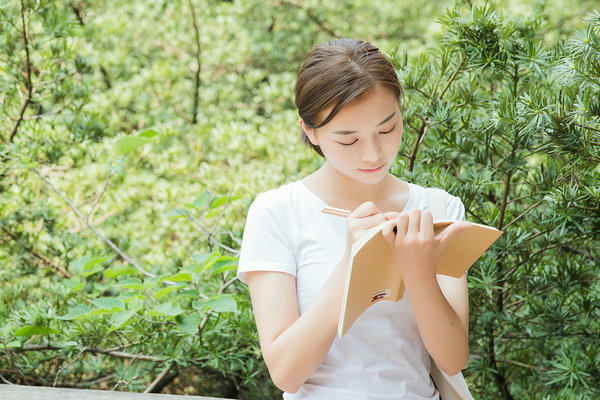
0 384 235 399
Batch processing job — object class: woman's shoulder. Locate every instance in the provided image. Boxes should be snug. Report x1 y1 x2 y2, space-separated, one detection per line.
406 182 460 200
405 182 465 220
248 180 307 214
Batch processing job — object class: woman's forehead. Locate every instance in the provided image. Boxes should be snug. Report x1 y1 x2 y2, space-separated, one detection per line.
319 86 400 131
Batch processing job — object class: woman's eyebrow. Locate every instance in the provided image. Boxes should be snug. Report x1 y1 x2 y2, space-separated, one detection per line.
332 111 397 135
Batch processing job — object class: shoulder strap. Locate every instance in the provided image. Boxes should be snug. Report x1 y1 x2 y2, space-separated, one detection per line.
424 188 447 220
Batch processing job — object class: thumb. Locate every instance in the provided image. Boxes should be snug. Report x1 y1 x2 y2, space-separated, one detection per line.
381 220 397 244
435 221 472 247
383 211 400 220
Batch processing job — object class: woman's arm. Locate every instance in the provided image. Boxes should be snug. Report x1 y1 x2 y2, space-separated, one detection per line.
247 202 386 393
382 209 470 375
246 258 347 393
407 272 469 375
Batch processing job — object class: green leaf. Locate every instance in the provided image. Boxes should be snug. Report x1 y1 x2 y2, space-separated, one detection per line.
6 341 21 348
193 294 238 313
190 252 215 265
148 302 183 317
164 272 192 282
58 304 93 320
91 297 125 311
209 194 241 209
72 256 109 277
154 285 180 299
210 257 238 274
165 207 188 218
176 289 199 299
115 278 145 290
15 326 61 336
190 192 210 208
108 309 136 332
122 295 143 308
204 255 237 274
188 251 219 272
176 312 202 335
115 135 152 154
63 277 84 294
138 129 160 138
104 265 138 278
146 275 164 289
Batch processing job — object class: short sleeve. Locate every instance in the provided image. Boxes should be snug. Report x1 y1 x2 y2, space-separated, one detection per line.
444 191 468 276
445 191 466 221
237 192 297 284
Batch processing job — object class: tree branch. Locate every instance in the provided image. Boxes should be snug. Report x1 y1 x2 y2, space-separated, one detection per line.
407 118 430 172
405 58 464 173
435 56 466 103
86 169 114 223
8 95 31 142
53 348 85 387
497 170 513 231
1 338 29 385
29 167 156 279
9 0 33 142
12 344 166 363
497 358 547 371
0 227 72 278
279 0 337 37
112 353 142 391
181 199 240 255
488 138 519 399
207 186 235 242
187 0 201 124
144 362 176 393
23 101 69 121
0 372 14 385
503 199 543 229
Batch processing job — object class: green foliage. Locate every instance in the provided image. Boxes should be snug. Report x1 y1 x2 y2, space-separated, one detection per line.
1 0 599 399
390 3 600 398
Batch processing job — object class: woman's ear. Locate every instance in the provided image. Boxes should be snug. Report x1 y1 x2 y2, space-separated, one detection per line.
299 118 319 146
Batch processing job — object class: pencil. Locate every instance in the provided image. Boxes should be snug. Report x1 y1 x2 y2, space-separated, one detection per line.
321 206 398 233
321 207 351 217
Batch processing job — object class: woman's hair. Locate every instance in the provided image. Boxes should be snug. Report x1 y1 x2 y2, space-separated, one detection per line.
295 38 404 157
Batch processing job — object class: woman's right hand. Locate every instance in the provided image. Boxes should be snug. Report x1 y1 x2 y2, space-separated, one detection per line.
346 201 388 248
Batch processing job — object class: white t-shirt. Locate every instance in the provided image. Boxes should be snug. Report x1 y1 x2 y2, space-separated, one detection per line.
238 180 465 400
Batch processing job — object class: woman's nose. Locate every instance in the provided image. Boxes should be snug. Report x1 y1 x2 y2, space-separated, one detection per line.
361 138 382 162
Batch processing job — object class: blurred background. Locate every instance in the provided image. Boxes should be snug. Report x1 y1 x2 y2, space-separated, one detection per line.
1 0 599 398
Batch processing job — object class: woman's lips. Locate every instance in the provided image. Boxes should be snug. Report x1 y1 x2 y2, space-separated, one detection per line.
359 163 385 174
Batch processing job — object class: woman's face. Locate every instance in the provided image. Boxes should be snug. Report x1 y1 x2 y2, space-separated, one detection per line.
304 84 403 185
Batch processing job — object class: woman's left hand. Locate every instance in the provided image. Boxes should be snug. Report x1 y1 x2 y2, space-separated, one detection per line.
381 209 471 282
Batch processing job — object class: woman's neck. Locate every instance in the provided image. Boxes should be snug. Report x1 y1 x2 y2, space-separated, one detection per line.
302 162 407 212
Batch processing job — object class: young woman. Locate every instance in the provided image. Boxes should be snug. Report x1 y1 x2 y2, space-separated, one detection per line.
237 39 470 399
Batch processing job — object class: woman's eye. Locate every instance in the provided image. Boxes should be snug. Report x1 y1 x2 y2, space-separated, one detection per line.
379 124 396 135
338 139 358 146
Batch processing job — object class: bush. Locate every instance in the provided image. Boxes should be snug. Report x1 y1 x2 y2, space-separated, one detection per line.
1 0 598 399
390 5 600 398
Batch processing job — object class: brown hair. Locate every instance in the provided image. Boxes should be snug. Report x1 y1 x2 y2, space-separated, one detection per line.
294 38 404 157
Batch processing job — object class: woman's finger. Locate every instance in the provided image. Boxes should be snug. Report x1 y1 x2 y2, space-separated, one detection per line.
383 211 400 220
406 209 421 235
419 210 434 238
381 220 397 244
436 221 473 250
355 213 387 230
351 201 382 218
394 213 409 243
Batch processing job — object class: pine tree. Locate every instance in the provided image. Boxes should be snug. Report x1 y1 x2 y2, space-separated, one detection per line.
390 5 600 398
